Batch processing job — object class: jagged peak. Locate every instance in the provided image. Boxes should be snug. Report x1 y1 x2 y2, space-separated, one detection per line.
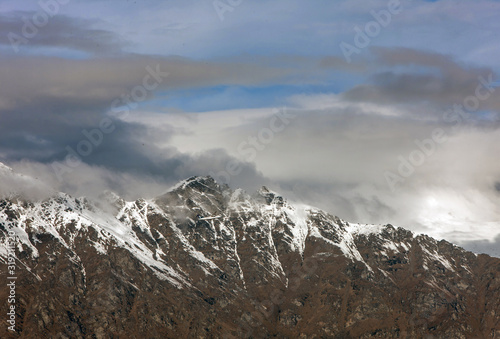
168 175 224 194
259 186 270 193
256 185 285 205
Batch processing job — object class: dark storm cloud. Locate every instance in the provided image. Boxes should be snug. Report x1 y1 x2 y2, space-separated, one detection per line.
0 11 127 54
0 51 291 199
52 120 265 191
0 53 295 165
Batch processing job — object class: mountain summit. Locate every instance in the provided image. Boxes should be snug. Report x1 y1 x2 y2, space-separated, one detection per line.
1 173 499 338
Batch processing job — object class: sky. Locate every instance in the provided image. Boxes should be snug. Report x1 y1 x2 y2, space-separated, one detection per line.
1 0 500 257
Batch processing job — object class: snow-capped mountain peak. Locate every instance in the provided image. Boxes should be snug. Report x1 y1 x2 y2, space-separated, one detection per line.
1 172 499 338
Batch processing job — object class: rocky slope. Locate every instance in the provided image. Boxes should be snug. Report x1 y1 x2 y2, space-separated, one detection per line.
1 170 500 338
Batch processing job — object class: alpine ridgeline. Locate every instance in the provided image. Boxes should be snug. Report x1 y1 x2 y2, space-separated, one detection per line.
1 165 499 338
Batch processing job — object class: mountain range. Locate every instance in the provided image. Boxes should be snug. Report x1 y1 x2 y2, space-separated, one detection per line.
1 164 499 338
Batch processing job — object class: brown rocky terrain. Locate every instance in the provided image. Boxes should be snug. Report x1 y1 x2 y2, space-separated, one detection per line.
1 175 500 338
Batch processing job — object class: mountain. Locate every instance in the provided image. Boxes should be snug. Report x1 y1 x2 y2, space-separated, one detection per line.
1 170 500 338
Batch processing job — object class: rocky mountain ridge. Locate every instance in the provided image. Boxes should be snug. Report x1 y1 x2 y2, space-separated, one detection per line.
1 168 499 338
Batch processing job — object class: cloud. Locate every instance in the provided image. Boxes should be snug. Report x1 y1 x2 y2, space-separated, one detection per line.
342 48 500 115
319 56 368 72
4 146 268 203
0 53 300 166
0 163 56 201
460 234 500 258
0 12 127 54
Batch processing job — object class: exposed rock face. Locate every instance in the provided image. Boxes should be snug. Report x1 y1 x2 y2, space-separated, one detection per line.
1 176 499 338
